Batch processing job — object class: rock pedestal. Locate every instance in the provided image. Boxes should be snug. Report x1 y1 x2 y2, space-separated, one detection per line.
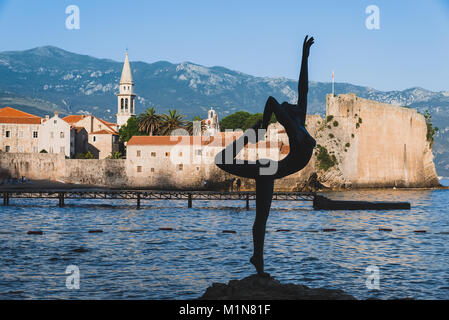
199 275 356 300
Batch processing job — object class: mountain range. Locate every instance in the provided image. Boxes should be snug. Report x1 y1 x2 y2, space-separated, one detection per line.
1 46 449 176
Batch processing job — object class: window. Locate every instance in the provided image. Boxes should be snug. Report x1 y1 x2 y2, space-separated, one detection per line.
196 167 200 171
165 152 170 157
33 131 38 138
179 152 183 157
195 149 202 156
33 147 38 153
5 146 10 152
54 120 57 124
151 152 156 157
137 166 142 173
93 136 96 142
60 132 64 139
136 150 141 157
5 131 10 138
121 98 124 110
150 168 155 173
178 164 183 171
125 98 128 110
18 146 23 153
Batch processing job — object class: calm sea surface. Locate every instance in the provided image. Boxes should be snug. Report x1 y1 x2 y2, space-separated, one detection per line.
1 186 449 300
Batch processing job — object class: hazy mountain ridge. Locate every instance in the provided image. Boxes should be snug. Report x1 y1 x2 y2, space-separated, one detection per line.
1 46 449 175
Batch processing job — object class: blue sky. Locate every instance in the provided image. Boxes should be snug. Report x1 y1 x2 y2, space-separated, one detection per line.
0 0 448 92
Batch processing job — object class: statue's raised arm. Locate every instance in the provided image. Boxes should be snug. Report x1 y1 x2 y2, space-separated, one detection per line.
298 36 314 126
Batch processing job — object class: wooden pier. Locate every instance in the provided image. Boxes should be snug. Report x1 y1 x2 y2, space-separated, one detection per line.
0 189 411 210
0 189 316 210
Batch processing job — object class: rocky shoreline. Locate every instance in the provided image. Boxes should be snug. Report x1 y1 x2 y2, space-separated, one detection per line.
199 275 356 300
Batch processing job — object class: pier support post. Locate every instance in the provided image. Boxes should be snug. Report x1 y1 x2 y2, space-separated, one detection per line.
246 194 250 210
58 193 65 207
188 194 192 208
3 192 9 206
137 193 141 209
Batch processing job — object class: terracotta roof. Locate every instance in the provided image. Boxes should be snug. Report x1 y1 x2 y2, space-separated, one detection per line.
97 118 118 134
63 114 118 134
63 115 85 124
91 129 118 135
0 107 42 124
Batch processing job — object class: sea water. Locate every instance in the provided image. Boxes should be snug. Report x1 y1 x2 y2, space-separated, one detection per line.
1 188 449 299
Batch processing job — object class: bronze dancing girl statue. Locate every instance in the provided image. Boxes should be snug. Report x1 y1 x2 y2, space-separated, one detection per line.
215 36 316 276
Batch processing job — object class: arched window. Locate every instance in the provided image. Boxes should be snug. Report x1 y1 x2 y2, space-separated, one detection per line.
121 98 124 110
131 98 134 113
125 98 128 110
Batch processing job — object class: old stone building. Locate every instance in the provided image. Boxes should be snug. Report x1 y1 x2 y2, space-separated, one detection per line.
125 132 283 188
0 107 42 153
63 114 119 159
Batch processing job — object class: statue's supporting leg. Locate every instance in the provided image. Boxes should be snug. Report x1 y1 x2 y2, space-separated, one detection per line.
250 176 274 276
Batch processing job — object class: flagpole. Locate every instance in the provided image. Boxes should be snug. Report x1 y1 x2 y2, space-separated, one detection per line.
332 70 335 96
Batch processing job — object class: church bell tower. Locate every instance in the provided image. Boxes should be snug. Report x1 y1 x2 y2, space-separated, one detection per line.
116 52 136 127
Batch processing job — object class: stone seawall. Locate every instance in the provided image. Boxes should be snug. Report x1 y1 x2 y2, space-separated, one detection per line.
0 153 127 187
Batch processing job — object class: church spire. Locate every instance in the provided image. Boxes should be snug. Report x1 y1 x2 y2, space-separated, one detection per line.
116 51 136 128
120 52 134 85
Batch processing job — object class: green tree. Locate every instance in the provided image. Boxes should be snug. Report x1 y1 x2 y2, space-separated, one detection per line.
106 151 124 159
159 109 187 135
421 110 439 147
137 107 162 136
221 111 276 131
243 113 277 131
315 145 337 171
220 111 251 131
84 151 95 159
119 116 144 143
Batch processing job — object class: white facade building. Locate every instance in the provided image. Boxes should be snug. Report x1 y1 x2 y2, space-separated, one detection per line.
39 112 74 158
